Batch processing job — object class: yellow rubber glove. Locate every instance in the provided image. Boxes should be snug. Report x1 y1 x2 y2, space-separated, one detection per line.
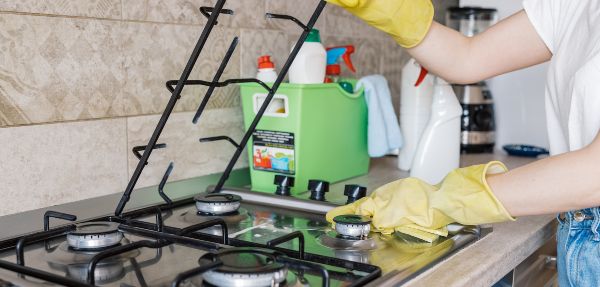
326 161 515 242
326 0 434 48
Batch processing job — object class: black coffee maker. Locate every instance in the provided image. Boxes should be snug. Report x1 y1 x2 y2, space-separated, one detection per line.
447 7 498 153
454 83 495 153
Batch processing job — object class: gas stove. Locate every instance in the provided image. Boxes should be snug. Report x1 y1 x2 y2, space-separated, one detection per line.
0 0 485 285
0 204 380 286
0 184 482 287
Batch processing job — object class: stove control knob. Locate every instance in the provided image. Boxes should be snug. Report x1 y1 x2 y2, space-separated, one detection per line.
344 184 367 204
308 180 330 201
274 175 295 196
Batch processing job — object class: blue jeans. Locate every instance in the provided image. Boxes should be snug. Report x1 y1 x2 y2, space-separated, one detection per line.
557 208 600 287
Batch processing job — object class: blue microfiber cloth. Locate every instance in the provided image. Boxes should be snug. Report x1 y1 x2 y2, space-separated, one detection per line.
356 75 403 157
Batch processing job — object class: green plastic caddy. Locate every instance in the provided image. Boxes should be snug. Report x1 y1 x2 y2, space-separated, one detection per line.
240 82 369 195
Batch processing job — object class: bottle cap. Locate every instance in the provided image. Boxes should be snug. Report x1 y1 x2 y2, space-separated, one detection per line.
258 55 275 69
306 29 322 43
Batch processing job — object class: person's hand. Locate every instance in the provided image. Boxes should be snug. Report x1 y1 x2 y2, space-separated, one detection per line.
326 161 515 242
326 0 434 48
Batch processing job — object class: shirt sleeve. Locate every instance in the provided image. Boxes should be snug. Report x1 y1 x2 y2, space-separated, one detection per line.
522 0 559 54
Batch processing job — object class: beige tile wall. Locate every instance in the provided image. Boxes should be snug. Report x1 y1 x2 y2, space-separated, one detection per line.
0 0 457 216
0 118 128 215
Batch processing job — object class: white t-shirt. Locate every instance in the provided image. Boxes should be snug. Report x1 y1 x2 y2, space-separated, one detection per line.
523 0 600 154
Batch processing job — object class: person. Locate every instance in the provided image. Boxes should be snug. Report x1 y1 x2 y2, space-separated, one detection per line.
324 0 600 286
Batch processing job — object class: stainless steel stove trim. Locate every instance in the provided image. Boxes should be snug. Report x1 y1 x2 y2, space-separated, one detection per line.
214 186 337 214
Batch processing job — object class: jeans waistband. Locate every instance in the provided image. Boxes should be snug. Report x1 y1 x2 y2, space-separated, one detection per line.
558 208 600 241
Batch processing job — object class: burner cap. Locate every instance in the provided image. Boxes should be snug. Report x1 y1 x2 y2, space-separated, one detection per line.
200 247 287 287
333 215 372 239
67 222 123 250
194 193 242 215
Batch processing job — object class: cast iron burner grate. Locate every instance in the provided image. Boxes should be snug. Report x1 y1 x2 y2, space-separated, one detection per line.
199 248 288 287
194 193 242 216
66 222 123 250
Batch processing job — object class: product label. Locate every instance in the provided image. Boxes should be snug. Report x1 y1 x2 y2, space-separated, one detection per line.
252 130 295 174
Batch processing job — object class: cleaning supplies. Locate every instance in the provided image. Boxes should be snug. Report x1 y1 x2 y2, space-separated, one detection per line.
289 29 327 84
356 75 402 157
410 77 462 184
325 46 352 83
240 81 368 195
325 45 356 93
398 59 434 171
256 55 278 83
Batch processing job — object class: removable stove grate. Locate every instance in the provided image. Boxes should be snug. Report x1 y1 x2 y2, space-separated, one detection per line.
113 0 331 220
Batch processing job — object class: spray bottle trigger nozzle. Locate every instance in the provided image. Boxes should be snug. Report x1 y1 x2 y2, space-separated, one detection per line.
342 46 356 73
326 45 356 74
415 67 429 87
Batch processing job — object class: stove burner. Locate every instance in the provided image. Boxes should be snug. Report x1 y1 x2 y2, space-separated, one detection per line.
318 231 379 252
66 261 125 284
199 247 287 287
66 222 123 250
333 215 372 239
46 238 139 266
194 193 242 215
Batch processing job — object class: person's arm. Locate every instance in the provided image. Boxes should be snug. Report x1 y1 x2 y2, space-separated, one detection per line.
408 11 552 84
488 134 600 216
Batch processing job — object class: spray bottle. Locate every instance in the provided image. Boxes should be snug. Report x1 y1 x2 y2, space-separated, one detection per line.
410 77 462 184
398 59 434 171
325 45 356 93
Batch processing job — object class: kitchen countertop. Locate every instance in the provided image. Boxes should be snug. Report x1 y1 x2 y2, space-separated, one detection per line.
0 153 555 286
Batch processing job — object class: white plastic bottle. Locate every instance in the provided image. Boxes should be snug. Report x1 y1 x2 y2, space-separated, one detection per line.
410 77 462 184
398 59 434 171
289 29 326 84
256 55 278 83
